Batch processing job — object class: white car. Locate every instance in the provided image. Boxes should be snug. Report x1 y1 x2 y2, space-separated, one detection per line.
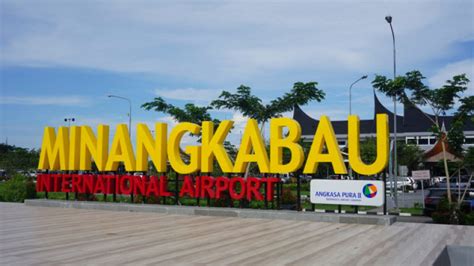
280 173 291 183
386 177 418 190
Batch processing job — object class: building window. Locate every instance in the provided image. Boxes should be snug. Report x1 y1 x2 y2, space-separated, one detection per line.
406 137 417 145
418 137 429 145
429 137 436 145
338 140 346 146
465 136 474 144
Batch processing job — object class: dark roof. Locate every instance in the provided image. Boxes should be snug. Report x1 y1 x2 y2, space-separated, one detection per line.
424 134 459 160
293 93 474 136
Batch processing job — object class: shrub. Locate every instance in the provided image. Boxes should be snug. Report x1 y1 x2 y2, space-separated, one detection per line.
431 196 472 225
463 213 474 225
281 188 296 204
145 196 161 204
76 193 97 201
213 191 232 207
0 174 36 202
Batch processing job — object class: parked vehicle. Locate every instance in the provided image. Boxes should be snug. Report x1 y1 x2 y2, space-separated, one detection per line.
21 170 37 178
431 176 446 186
281 173 291 183
424 188 474 216
327 175 349 180
437 176 471 189
299 175 313 182
385 177 418 191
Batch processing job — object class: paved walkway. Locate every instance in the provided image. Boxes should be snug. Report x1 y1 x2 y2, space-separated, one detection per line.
1 202 473 265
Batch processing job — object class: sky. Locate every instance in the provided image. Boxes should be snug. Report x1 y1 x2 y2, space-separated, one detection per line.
1 0 473 149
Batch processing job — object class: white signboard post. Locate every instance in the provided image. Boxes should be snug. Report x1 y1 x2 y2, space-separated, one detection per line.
412 170 430 208
412 170 430 180
310 180 385 207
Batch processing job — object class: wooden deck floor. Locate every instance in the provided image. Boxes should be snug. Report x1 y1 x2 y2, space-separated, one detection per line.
1 202 473 265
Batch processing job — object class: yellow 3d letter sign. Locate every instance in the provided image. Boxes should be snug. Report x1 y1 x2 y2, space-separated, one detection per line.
270 118 304 173
348 114 389 175
38 127 69 170
38 115 389 175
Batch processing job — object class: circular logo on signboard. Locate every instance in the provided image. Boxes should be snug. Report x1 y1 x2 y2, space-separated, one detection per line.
362 184 377 198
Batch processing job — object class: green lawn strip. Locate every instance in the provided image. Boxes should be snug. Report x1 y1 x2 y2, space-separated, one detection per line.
398 207 424 216
302 202 376 212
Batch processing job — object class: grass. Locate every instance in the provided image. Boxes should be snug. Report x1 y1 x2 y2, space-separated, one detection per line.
302 202 376 212
398 207 424 216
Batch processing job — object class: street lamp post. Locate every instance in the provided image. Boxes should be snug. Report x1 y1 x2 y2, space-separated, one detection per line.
349 75 368 115
64 118 75 128
348 75 368 181
64 117 75 201
108 95 132 138
385 15 399 209
348 75 367 214
108 95 133 203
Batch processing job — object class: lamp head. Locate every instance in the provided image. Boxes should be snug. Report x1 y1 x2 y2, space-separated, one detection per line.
362 75 368 79
385 16 392 23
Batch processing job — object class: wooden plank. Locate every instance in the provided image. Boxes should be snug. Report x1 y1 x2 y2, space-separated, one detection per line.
0 203 473 265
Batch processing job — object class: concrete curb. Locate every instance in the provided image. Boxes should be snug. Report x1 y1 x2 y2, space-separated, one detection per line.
24 199 396 226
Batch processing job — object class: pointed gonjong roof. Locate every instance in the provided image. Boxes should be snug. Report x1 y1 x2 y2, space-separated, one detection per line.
424 134 461 162
293 93 474 136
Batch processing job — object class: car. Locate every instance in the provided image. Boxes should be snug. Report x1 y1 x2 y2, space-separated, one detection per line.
424 188 474 216
21 170 37 178
385 176 418 191
437 176 471 189
431 176 446 186
299 174 313 183
280 173 291 183
327 175 347 180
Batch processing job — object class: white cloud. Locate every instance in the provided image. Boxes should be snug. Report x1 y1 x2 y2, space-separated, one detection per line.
154 88 220 102
428 59 474 96
0 95 91 106
230 112 247 133
1 1 472 84
1 0 473 150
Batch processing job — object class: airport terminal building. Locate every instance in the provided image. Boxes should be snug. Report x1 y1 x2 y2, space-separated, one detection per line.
293 93 474 157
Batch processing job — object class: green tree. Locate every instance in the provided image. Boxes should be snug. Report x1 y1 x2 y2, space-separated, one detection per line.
454 95 474 123
356 138 423 178
211 82 325 176
141 97 235 174
0 144 39 177
372 70 470 205
0 174 36 202
397 143 424 173
211 82 325 125
359 138 377 166
465 147 474 173
142 97 219 127
458 147 474 211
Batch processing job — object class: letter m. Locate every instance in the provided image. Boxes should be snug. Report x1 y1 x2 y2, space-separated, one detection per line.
38 127 69 170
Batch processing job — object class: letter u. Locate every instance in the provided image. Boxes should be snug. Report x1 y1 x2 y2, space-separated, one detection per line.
348 114 389 175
